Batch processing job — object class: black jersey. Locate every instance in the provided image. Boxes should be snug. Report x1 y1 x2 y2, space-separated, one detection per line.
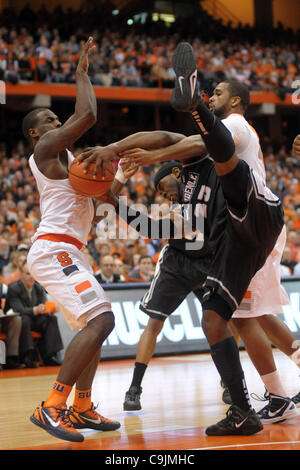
169 156 226 258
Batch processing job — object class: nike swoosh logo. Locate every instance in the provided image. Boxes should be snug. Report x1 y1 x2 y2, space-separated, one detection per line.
235 417 248 428
178 76 184 94
189 70 197 98
43 409 60 428
80 415 103 424
269 403 288 417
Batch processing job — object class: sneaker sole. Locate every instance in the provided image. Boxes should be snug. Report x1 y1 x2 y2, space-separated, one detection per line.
260 407 299 424
171 42 198 112
206 423 263 436
123 403 142 411
30 414 84 442
73 420 121 431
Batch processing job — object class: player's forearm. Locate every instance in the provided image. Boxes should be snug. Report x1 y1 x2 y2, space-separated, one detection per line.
113 131 185 153
74 70 97 122
150 135 208 163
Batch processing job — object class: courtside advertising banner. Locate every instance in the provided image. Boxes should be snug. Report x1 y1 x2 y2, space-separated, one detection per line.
56 278 300 359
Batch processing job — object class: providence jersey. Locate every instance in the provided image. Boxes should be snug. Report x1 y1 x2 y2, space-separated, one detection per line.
169 156 226 258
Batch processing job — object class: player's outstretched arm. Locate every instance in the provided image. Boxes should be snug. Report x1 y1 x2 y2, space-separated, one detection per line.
120 134 207 166
76 131 186 176
35 37 97 159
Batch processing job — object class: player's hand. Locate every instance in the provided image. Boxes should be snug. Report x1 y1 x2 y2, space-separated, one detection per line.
76 36 96 74
34 304 47 315
119 159 140 179
119 148 153 166
77 144 118 177
292 134 300 158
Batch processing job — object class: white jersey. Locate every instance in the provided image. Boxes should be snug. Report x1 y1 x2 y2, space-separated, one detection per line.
222 114 288 317
29 151 94 245
222 113 266 181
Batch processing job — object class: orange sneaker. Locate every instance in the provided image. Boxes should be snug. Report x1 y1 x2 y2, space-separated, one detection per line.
30 402 84 442
69 403 121 431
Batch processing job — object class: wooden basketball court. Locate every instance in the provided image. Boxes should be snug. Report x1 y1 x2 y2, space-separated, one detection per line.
1 350 300 451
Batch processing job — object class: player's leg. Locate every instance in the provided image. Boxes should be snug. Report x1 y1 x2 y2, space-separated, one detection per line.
201 294 263 436
68 345 120 431
257 314 300 407
123 317 164 411
232 317 298 423
219 320 240 405
257 314 300 359
123 245 189 411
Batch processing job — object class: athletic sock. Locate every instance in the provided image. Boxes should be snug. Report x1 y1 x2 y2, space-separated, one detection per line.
44 381 72 408
261 371 288 398
130 362 147 389
210 336 251 411
72 388 92 412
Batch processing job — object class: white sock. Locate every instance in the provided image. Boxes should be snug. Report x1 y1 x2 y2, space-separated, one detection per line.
261 370 288 398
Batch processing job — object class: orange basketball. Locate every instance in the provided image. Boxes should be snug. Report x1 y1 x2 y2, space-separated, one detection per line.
69 157 115 197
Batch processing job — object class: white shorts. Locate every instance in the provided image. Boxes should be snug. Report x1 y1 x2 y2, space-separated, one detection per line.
27 239 112 330
232 226 289 318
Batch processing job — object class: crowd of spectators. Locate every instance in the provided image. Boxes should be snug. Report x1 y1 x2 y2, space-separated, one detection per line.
0 3 299 95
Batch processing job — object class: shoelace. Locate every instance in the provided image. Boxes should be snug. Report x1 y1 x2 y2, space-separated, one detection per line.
250 388 269 403
55 408 74 429
89 403 113 423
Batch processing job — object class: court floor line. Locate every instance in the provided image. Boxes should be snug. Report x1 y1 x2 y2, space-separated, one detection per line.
193 440 300 450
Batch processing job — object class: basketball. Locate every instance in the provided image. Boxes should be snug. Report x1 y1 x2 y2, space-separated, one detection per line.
69 157 115 197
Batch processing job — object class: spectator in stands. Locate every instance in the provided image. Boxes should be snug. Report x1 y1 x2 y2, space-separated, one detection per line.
292 252 300 278
128 255 155 282
5 260 63 367
5 249 28 285
0 280 23 369
95 254 124 283
113 258 126 282
287 231 300 262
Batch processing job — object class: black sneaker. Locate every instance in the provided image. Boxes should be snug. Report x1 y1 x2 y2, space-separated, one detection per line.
257 393 298 424
171 42 201 113
220 380 232 405
292 391 300 408
123 386 142 411
205 405 263 436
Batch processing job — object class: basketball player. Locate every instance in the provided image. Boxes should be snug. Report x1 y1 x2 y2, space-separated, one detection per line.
117 80 300 422
113 43 285 435
23 37 120 443
81 79 299 425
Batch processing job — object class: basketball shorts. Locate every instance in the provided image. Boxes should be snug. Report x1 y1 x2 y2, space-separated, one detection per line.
203 163 284 320
27 239 112 330
140 244 209 321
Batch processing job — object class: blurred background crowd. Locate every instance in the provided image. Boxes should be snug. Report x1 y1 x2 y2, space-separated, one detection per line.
0 2 299 96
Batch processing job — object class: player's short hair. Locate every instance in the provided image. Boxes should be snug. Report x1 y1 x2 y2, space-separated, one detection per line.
223 79 250 111
153 162 182 190
22 107 47 141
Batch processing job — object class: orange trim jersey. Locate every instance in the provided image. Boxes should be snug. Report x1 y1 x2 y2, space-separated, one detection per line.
29 151 94 246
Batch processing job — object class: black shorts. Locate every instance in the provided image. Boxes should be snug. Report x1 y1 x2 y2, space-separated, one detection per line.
140 245 209 321
203 162 284 320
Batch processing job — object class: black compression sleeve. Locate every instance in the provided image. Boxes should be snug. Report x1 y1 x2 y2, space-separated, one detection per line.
190 106 235 163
